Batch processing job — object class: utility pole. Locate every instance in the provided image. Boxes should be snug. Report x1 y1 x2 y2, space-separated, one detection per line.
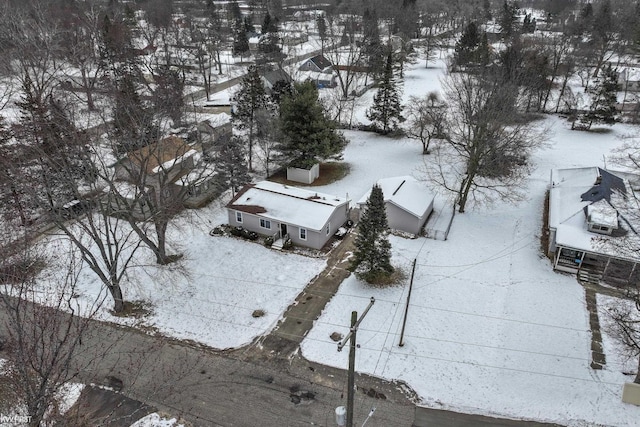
337 297 375 427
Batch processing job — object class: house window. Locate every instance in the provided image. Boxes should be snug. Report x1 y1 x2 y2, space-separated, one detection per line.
236 211 242 223
260 218 271 229
300 228 307 240
326 222 330 236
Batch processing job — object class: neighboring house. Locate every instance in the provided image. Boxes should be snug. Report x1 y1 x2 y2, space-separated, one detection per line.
226 181 350 250
548 167 640 286
261 67 293 93
298 70 337 88
196 120 232 154
618 67 640 92
113 136 219 211
282 31 309 46
115 136 198 186
357 176 434 235
299 55 333 73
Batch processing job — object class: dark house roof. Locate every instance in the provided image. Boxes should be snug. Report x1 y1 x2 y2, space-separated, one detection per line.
580 168 627 203
306 55 332 70
262 68 293 86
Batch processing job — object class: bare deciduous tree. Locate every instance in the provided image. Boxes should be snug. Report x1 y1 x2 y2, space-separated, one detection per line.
428 73 546 213
0 239 106 426
405 92 447 154
605 295 640 383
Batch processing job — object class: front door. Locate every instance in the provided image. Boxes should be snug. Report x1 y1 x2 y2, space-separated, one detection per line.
280 223 288 239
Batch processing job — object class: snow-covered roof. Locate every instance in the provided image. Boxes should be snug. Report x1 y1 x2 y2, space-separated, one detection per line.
357 176 434 217
587 200 618 228
549 167 640 260
227 181 348 231
151 149 197 174
619 67 640 83
127 136 193 175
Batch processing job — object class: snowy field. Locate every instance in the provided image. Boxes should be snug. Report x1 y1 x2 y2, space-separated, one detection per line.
299 60 640 426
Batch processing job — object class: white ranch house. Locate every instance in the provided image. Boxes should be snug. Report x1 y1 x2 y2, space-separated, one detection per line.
548 167 640 286
226 181 350 250
357 176 434 236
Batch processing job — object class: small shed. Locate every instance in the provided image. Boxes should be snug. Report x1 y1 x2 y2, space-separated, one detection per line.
357 176 434 235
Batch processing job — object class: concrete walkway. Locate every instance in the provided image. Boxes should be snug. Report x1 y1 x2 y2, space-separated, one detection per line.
255 229 356 359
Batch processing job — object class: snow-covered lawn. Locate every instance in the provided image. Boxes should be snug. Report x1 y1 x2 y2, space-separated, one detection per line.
42 202 326 349
299 61 640 426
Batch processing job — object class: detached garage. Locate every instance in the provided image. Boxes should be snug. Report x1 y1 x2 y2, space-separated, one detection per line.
357 176 434 235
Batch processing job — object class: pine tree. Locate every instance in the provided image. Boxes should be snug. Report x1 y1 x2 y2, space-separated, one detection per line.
454 22 485 68
582 64 619 129
257 13 283 64
366 53 404 134
216 136 250 197
499 1 520 40
232 65 267 171
112 71 158 154
277 81 346 169
352 185 394 283
233 18 249 59
363 8 384 78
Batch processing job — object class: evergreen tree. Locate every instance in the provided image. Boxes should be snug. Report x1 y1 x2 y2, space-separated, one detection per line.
483 0 493 22
366 53 404 134
454 21 489 68
216 136 251 197
15 75 93 210
233 17 250 58
257 13 283 64
153 65 184 126
112 71 158 154
582 64 619 129
227 0 242 23
363 8 384 79
499 1 520 40
232 65 267 171
277 81 347 169
317 14 327 55
522 14 536 33
352 184 394 283
261 12 278 34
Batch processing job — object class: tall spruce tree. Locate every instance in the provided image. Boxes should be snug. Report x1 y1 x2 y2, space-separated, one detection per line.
216 136 251 197
277 81 346 169
352 184 394 283
366 53 404 134
232 65 267 171
581 63 618 129
363 8 384 79
233 17 250 59
499 1 520 40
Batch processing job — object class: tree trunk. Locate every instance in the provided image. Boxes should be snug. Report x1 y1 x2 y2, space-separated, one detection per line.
457 175 473 213
109 283 125 313
80 68 96 111
154 218 169 265
555 74 570 113
635 356 640 384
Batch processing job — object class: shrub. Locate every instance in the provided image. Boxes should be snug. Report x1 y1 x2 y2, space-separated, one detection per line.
282 237 293 249
231 226 245 237
264 236 274 247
